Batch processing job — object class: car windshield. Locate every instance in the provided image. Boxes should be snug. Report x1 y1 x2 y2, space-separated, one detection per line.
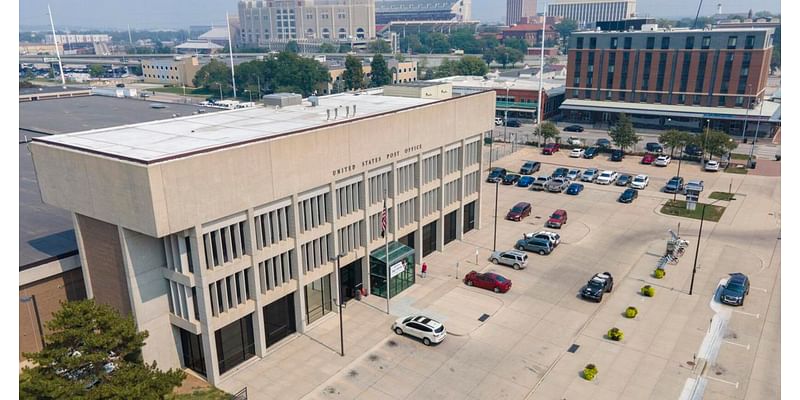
634 177 644 181
726 281 746 292
551 213 562 220
512 206 524 212
587 280 604 289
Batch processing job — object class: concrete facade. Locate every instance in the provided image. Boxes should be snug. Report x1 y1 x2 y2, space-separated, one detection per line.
547 0 637 27
142 56 202 87
31 90 494 385
506 0 537 26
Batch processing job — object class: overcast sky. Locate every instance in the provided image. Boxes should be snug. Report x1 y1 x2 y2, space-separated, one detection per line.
20 0 781 30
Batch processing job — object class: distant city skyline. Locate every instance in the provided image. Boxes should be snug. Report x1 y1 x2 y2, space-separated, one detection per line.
20 0 781 31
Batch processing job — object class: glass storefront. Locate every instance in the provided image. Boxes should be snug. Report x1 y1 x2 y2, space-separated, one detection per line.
180 329 206 377
444 210 457 245
215 314 255 374
463 201 476 233
304 274 332 324
422 221 437 257
264 293 296 349
370 241 415 299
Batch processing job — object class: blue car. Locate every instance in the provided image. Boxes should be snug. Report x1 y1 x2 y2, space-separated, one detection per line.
566 182 584 195
517 176 535 188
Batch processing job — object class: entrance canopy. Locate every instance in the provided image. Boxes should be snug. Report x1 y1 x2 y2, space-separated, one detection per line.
560 98 780 122
369 241 415 276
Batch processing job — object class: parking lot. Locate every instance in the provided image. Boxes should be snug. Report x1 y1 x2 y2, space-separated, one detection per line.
219 145 780 400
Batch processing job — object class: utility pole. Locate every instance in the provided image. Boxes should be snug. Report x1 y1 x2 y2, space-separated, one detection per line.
689 204 707 295
748 98 766 162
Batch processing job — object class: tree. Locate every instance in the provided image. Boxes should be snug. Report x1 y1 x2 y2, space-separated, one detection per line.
342 55 364 90
263 52 330 96
457 56 489 76
193 59 232 97
482 49 495 66
88 64 105 78
554 19 578 41
429 32 451 53
492 46 524 68
370 53 392 87
367 39 392 53
319 43 337 53
503 37 528 53
534 122 559 145
434 59 459 78
20 300 185 399
658 129 691 158
702 129 739 160
338 44 351 53
656 18 675 27
285 40 300 53
608 113 640 151
448 29 482 54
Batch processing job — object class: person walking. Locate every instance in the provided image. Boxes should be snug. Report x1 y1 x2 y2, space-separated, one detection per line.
421 262 428 278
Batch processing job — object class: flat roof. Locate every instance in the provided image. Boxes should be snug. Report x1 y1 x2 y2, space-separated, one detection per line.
560 99 781 120
34 92 439 164
20 96 221 269
429 75 565 94
19 86 91 96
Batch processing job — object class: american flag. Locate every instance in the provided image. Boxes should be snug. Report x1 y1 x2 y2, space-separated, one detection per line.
380 198 387 237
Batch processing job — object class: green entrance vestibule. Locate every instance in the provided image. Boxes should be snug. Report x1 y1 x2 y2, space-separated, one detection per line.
369 241 415 299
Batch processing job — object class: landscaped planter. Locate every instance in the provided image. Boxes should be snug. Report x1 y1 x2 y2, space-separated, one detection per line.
641 285 655 297
625 306 638 318
654 269 665 279
583 364 598 381
607 327 624 341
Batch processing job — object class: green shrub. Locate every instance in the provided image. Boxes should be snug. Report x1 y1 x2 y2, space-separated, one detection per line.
607 327 624 341
583 363 598 380
654 268 665 279
625 306 638 318
641 285 655 297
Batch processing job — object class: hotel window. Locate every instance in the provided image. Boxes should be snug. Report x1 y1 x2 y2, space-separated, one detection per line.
661 37 670 49
727 36 738 49
337 12 346 19
297 191 331 233
335 179 363 218
208 268 255 317
685 36 695 49
576 37 584 49
623 37 632 49
745 35 755 49
203 221 247 269
610 37 618 49
300 233 332 272
180 329 206 377
422 154 441 185
589 37 596 49
646 37 655 49
253 204 292 250
701 36 711 49
258 250 295 292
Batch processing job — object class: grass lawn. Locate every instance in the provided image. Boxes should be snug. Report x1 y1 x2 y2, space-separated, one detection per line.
167 388 231 400
730 153 751 160
709 192 736 201
152 86 213 97
724 166 748 174
661 200 726 222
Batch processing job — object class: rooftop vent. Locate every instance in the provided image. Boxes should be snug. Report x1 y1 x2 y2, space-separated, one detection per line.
262 92 302 108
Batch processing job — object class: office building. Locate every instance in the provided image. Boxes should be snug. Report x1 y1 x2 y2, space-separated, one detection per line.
561 26 780 135
506 0 537 26
376 0 472 24
389 59 418 84
142 56 203 87
238 0 376 47
19 95 220 360
31 87 492 384
547 0 636 27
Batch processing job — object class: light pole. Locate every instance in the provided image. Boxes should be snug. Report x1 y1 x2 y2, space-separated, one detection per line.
689 198 720 295
748 98 766 163
702 119 711 164
740 86 752 143
503 83 511 144
331 253 346 357
244 89 252 102
493 181 499 251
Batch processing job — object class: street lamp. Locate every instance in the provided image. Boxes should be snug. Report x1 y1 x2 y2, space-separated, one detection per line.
689 198 721 295
493 180 499 251
244 89 252 102
740 85 752 143
702 119 711 164
503 82 511 144
330 253 346 357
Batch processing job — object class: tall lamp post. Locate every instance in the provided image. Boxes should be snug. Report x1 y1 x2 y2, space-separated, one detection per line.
493 181 499 251
503 82 512 144
689 199 720 295
244 89 252 102
331 253 346 356
740 85 752 143
702 119 711 164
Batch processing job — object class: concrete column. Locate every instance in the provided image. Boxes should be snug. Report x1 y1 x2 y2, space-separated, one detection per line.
456 139 467 240
71 213 93 299
245 208 267 358
289 193 307 333
414 154 423 263
436 146 446 251
328 181 343 310
191 224 221 385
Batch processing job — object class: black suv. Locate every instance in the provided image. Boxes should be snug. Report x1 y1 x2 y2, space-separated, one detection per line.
563 125 584 132
720 273 750 306
581 272 614 302
610 149 624 161
684 144 704 157
645 142 663 153
487 168 507 183
506 119 521 127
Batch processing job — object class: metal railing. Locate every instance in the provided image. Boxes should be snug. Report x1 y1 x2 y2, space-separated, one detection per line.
232 387 247 400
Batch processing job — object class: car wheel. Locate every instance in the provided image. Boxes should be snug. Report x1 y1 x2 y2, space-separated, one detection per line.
394 327 403 335
513 264 521 270
466 280 473 286
538 250 546 255
607 283 613 293
423 337 432 346
493 287 500 293
516 245 524 251
596 295 603 303
491 258 499 265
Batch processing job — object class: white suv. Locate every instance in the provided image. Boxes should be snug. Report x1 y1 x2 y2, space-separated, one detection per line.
393 315 447 346
490 250 528 269
630 174 649 189
595 170 618 185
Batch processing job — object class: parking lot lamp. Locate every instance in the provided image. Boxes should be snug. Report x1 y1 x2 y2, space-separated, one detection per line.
702 119 711 164
330 253 346 356
493 181 499 252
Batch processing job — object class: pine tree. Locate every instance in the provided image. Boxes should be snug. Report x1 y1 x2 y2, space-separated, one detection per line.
343 55 364 90
369 54 392 87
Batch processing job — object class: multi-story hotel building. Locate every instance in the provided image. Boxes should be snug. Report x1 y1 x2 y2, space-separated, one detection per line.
238 0 376 47
561 26 780 135
547 0 636 27
506 0 537 26
30 86 493 384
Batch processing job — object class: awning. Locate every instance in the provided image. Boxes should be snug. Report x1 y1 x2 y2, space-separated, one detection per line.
559 99 779 121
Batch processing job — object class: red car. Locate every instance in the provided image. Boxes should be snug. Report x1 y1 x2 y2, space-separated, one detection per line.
464 271 512 293
506 202 532 221
641 153 656 164
542 143 560 155
546 209 568 229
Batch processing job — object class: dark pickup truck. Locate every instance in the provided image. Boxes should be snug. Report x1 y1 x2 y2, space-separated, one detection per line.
581 272 614 302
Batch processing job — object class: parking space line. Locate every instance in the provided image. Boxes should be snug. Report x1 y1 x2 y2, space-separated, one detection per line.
723 340 751 350
732 310 760 318
705 375 740 389
750 286 768 292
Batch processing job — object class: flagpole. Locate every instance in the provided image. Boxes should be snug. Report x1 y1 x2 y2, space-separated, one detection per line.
384 189 390 315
